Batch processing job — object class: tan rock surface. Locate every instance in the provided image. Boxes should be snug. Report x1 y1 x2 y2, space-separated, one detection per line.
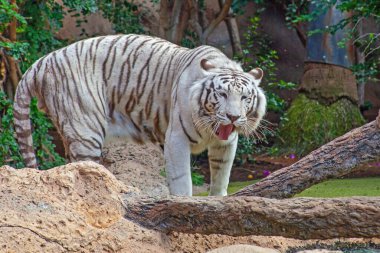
102 141 208 196
0 162 167 253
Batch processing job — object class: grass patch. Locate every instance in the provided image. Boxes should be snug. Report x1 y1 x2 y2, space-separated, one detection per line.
227 180 258 194
196 177 380 197
295 177 380 198
196 180 258 196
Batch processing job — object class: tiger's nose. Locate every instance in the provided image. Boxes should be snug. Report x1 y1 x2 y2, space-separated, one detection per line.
226 114 240 123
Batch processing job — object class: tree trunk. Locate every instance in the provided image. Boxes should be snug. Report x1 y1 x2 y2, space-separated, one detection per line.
1 0 21 99
200 0 233 44
233 119 380 198
124 196 380 239
124 115 380 238
0 50 7 93
187 0 203 39
356 20 366 107
218 0 242 56
167 0 190 44
158 0 170 39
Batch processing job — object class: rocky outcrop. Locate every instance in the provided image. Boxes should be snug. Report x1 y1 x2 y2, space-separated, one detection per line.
0 162 167 253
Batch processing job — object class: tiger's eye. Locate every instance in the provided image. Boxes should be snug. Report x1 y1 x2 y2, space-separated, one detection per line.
220 92 227 99
241 95 247 100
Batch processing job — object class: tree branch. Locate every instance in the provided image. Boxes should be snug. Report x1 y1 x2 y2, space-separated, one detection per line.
218 0 242 55
158 0 170 39
124 196 380 239
233 119 380 198
167 0 189 44
187 0 203 39
2 0 21 99
295 23 307 47
200 0 233 44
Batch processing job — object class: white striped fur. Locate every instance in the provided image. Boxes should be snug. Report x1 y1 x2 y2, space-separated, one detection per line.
14 34 266 196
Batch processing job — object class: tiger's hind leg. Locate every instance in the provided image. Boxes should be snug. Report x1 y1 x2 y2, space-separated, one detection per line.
207 134 238 196
60 118 106 164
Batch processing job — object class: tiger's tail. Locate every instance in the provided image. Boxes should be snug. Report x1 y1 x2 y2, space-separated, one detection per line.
14 78 37 168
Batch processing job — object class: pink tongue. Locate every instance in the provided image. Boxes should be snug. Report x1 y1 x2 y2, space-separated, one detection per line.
217 124 234 140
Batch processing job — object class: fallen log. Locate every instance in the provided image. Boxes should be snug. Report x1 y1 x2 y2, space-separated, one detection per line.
124 195 380 239
233 119 380 198
123 116 380 239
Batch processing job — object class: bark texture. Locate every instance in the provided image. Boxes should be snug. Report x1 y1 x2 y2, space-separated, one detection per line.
200 0 233 44
234 120 380 198
0 0 21 99
219 0 242 55
124 196 380 239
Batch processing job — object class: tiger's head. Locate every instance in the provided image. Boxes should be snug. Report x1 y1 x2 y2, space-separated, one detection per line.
191 59 267 141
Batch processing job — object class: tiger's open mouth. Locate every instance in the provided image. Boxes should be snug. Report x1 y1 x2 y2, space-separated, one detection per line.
216 124 235 140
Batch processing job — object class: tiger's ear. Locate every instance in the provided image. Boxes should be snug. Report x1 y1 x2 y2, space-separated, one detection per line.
249 68 264 83
201 59 215 71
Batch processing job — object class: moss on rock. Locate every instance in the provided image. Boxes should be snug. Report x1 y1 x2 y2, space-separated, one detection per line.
276 94 365 156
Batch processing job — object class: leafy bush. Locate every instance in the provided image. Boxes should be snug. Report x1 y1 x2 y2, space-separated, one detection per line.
191 171 205 186
98 0 145 34
276 94 365 156
0 92 23 168
159 167 205 186
0 92 65 169
234 15 296 164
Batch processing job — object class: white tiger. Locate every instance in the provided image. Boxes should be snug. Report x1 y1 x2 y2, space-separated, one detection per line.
14 34 266 196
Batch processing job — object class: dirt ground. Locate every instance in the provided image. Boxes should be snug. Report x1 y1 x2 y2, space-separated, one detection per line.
101 141 380 253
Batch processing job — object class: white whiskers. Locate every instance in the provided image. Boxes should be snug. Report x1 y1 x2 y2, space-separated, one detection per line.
239 116 274 142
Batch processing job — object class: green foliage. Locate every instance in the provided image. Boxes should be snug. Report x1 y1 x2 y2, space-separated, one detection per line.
62 0 97 15
351 60 380 84
277 94 365 156
159 167 205 186
234 15 296 163
295 177 380 198
0 0 27 33
191 171 205 186
97 0 144 34
234 137 257 165
17 0 100 72
284 0 380 82
180 30 199 49
0 41 28 60
0 92 64 169
0 92 24 168
30 98 65 169
238 16 296 113
18 1 65 71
